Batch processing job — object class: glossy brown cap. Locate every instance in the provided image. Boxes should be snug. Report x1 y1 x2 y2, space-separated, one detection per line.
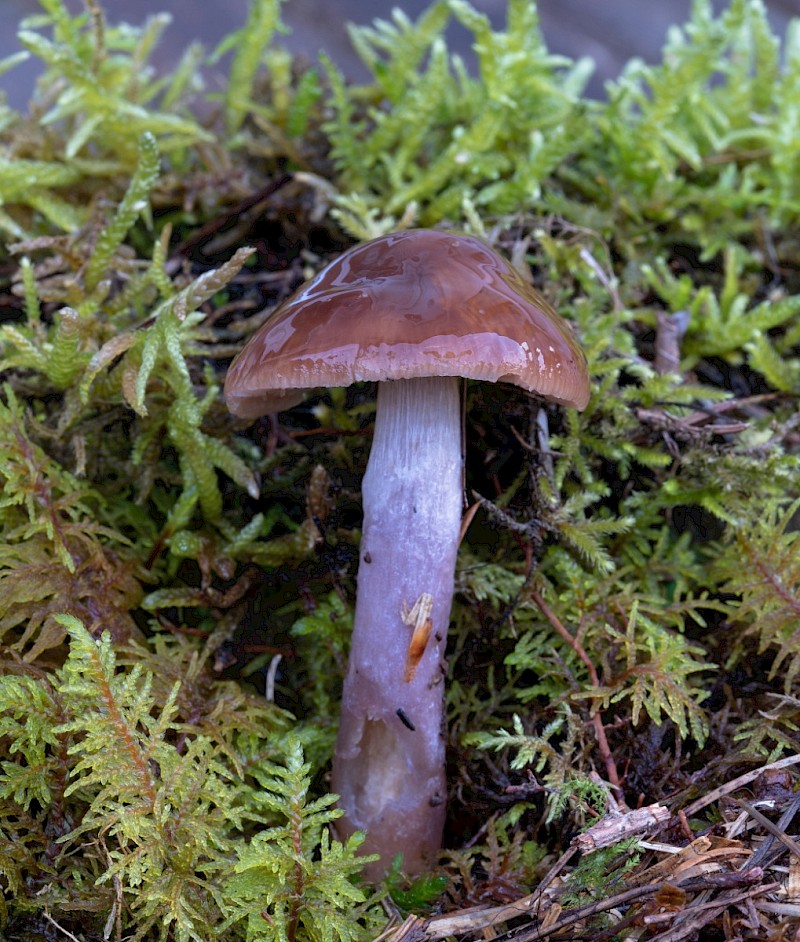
224 229 590 417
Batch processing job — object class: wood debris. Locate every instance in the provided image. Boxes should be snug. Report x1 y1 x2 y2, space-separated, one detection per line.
378 755 800 942
574 802 670 853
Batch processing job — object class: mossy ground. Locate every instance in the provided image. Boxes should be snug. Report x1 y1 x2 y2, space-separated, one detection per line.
1 0 799 939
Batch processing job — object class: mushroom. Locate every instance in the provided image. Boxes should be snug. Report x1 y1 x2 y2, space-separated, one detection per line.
224 229 590 878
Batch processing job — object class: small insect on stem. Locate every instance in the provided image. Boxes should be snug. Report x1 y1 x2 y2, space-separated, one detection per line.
401 593 434 683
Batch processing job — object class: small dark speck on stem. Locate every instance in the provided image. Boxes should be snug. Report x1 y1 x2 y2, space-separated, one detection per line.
396 708 416 731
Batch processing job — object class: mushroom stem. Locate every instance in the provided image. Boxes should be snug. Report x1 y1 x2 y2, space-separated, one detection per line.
331 376 463 878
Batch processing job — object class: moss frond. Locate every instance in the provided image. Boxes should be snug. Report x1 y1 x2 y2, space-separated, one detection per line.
0 616 378 940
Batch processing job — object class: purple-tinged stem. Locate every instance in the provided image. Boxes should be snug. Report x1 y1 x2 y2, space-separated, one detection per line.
331 376 463 878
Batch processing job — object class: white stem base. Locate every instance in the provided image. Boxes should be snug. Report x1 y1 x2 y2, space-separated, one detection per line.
331 377 463 877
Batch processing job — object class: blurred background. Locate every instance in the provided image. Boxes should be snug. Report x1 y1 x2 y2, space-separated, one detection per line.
1 0 797 108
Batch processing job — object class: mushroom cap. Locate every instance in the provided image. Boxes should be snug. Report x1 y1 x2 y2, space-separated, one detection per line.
224 229 590 417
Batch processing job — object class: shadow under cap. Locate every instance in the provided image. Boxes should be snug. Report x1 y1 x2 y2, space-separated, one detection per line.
223 229 590 416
